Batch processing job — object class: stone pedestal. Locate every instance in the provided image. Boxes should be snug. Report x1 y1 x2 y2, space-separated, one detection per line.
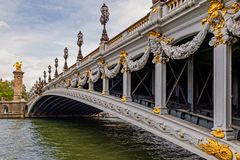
13 70 24 101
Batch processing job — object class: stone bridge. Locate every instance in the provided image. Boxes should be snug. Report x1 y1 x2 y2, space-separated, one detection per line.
27 0 240 159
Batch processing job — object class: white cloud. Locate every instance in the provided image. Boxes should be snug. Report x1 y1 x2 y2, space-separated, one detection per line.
0 21 9 29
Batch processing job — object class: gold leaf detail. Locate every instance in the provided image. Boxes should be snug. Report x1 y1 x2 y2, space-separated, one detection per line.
121 96 126 102
211 129 225 139
120 50 128 65
235 152 240 160
153 106 161 114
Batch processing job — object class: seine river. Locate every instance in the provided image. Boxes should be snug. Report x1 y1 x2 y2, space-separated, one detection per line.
0 118 200 160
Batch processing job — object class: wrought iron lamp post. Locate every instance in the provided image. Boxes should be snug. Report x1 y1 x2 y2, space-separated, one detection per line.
100 3 109 42
63 47 68 71
48 65 51 82
54 58 59 78
77 31 83 62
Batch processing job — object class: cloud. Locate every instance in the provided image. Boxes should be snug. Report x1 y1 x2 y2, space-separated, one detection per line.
0 21 9 29
0 1 152 91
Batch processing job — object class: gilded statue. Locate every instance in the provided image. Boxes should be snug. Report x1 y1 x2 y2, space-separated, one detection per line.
13 61 22 71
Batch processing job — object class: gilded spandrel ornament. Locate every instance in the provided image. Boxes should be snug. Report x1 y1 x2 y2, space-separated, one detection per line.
198 138 233 160
13 61 22 71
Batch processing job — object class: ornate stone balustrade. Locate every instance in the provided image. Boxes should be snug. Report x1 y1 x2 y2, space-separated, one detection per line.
167 0 187 12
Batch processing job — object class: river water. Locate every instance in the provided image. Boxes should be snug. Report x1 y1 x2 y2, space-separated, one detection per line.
0 118 200 160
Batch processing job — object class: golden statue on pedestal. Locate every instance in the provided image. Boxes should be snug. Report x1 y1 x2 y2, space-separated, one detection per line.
13 61 22 71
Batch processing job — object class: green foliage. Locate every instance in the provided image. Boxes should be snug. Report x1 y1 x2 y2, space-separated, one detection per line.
0 80 28 101
0 80 14 101
22 84 28 101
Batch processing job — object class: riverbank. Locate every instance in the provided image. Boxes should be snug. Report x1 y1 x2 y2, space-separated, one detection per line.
0 100 26 118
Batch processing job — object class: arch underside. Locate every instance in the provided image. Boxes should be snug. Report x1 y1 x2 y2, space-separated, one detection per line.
30 94 102 116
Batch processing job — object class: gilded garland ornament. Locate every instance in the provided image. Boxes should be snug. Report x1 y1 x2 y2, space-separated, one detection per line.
202 0 240 47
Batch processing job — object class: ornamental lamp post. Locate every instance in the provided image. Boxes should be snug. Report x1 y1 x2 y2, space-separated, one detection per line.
43 71 47 85
77 31 83 62
100 3 110 43
63 47 69 71
54 58 59 78
39 77 42 87
48 65 52 82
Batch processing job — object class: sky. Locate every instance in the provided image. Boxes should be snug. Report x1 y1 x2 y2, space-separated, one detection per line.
0 0 152 91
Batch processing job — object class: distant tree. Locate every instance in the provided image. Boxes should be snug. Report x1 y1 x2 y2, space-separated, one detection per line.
0 80 14 101
22 84 28 100
0 80 28 101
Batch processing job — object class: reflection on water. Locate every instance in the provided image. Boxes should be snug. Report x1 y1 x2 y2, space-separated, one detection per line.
0 118 200 160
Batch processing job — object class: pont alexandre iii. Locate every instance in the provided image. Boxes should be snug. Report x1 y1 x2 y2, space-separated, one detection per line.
1 0 240 159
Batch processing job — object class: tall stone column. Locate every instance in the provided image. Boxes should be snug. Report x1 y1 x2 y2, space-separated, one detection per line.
102 77 109 95
154 62 167 114
213 44 234 140
122 68 132 102
13 70 24 101
188 57 194 112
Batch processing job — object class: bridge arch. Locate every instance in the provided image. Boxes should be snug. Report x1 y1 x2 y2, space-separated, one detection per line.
28 88 218 159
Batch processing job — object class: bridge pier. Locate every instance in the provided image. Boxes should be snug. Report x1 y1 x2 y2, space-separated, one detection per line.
102 77 109 95
155 62 167 114
213 44 234 140
122 68 132 102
